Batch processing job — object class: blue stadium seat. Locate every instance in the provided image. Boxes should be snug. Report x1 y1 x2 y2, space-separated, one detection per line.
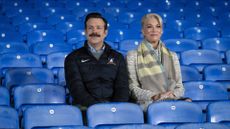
180 65 202 82
183 81 229 110
65 1 94 11
31 41 73 63
207 101 230 125
0 53 42 78
46 52 69 76
23 105 83 129
181 50 223 72
0 106 19 129
165 20 196 32
227 50 230 64
164 39 199 53
204 64 230 89
0 86 10 106
175 123 230 129
39 7 69 18
184 27 219 41
27 30 64 46
66 29 86 44
18 22 53 35
161 28 183 41
117 12 142 25
106 29 142 43
87 102 144 128
119 39 141 52
0 31 23 42
56 21 84 33
199 20 221 31
221 26 230 38
147 101 203 129
111 124 166 129
11 15 46 26
13 84 66 110
202 38 230 59
126 1 145 11
103 7 127 18
0 42 29 54
72 7 102 20
4 68 55 91
47 14 79 26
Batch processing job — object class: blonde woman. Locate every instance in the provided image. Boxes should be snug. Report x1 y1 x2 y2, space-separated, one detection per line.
126 13 188 111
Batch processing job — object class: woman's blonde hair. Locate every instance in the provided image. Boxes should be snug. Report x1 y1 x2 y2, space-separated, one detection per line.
141 13 163 28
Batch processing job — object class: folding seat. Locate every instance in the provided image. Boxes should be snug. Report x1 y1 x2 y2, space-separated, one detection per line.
164 39 199 53
126 1 145 11
11 15 46 26
181 50 223 72
0 31 23 42
111 124 166 129
207 101 230 125
183 81 229 110
204 64 230 89
18 22 53 35
4 68 55 91
87 102 144 128
227 50 230 64
0 42 29 54
119 39 141 52
108 20 129 30
4 8 39 18
66 29 86 44
117 12 142 25
39 7 69 18
0 106 19 129
13 84 66 110
199 20 221 32
47 14 80 26
72 7 102 20
103 7 127 18
175 123 230 129
56 21 84 34
180 65 202 82
161 28 183 41
158 12 182 24
165 20 196 32
147 101 203 129
97 1 125 9
31 41 73 63
0 86 10 106
34 1 64 10
23 105 83 129
46 52 69 76
106 29 142 43
184 27 219 41
57 68 65 86
202 38 230 59
27 30 65 46
65 0 94 11
0 53 42 78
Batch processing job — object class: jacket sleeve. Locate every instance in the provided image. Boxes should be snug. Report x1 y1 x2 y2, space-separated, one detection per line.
64 54 98 107
171 52 184 97
112 54 130 102
126 51 156 101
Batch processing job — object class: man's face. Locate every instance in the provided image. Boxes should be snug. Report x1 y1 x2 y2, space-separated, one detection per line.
85 18 107 46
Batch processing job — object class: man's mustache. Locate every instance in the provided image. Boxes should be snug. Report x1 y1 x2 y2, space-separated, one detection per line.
89 33 101 37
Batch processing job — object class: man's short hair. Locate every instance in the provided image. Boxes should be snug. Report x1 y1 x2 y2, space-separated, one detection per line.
84 12 108 30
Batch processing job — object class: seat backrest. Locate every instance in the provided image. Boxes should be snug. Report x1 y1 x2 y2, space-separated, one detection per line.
0 86 10 106
180 65 202 82
4 67 55 90
164 39 199 52
87 102 144 128
57 68 65 86
0 106 19 129
147 101 203 125
111 124 166 129
181 50 223 72
0 42 29 54
202 38 230 52
23 105 83 129
175 123 230 129
13 84 66 110
226 50 230 64
119 39 141 52
207 101 230 124
183 81 228 101
204 64 230 81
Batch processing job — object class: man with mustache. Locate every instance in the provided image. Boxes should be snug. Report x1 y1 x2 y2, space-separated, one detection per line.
64 13 130 109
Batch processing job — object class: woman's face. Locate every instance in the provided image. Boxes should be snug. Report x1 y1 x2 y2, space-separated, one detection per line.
142 17 162 44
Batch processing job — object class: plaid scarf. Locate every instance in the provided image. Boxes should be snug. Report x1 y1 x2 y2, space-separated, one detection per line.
137 40 177 94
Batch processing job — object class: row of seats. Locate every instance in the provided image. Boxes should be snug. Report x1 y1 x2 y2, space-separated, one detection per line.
1 101 230 129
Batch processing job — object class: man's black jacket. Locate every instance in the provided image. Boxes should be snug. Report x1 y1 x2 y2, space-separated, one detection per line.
64 41 130 107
